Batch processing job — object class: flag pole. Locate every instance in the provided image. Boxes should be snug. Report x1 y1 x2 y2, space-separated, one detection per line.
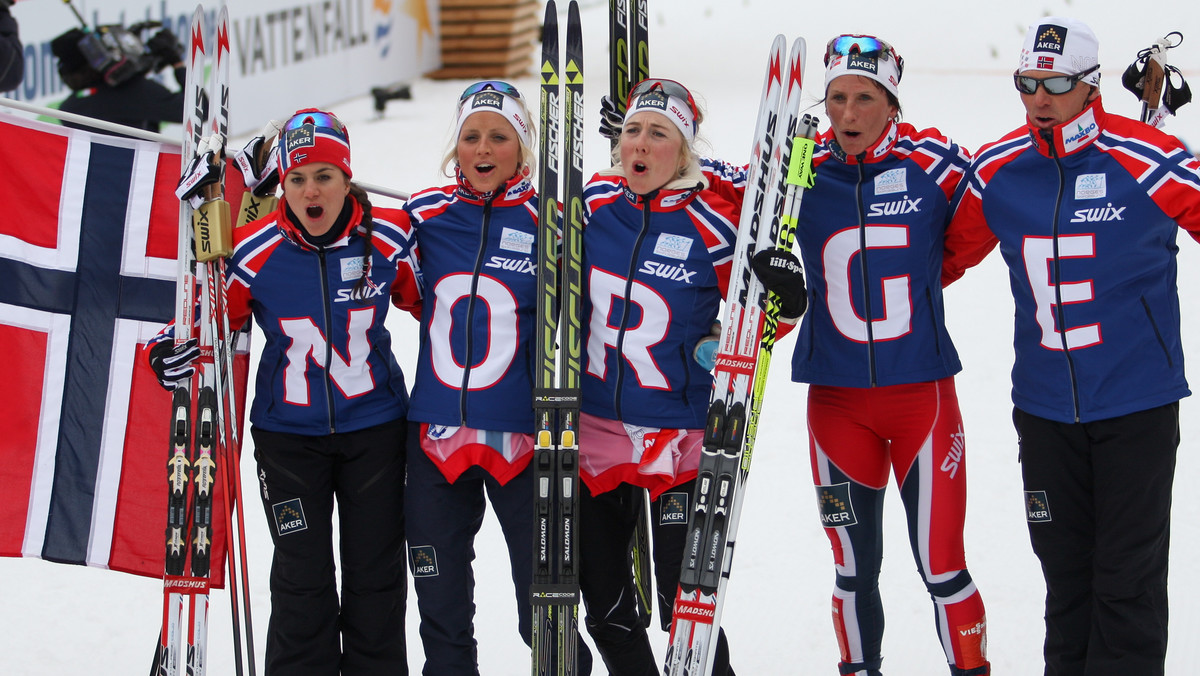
0 96 411 202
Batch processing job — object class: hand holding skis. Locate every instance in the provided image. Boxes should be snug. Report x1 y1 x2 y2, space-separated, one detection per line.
148 337 200 390
750 248 808 318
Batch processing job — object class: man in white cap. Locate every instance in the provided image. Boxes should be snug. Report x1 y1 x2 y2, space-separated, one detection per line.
942 16 1200 675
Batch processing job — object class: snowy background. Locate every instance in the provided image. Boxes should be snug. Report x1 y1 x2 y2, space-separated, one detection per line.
4 0 1200 673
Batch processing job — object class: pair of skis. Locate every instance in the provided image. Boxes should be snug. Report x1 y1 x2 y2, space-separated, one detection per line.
607 0 655 626
156 5 255 676
530 1 585 675
664 35 818 676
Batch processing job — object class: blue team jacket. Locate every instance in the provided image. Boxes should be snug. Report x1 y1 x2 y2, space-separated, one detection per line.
401 173 543 432
581 159 744 429
227 199 411 435
944 98 1200 423
792 121 969 388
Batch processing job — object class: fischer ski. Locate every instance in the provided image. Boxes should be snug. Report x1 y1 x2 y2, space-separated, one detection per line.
531 1 584 675
607 0 654 625
664 36 817 676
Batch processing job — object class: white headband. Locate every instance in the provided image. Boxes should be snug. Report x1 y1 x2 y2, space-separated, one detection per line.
624 92 696 142
454 91 533 148
824 52 902 99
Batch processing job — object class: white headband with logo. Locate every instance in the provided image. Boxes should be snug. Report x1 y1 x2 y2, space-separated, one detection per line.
824 52 902 98
623 92 696 143
454 91 533 148
1017 17 1101 86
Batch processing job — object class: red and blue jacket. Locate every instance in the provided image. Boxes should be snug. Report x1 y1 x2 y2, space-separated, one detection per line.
581 158 746 429
792 121 969 388
397 172 543 435
943 98 1200 423
227 199 414 435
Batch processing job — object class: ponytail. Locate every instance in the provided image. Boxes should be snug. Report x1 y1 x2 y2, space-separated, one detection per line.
349 183 375 304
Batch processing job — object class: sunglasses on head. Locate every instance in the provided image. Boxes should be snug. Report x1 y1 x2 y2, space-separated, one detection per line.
459 80 523 103
284 110 349 140
626 78 700 127
1014 64 1100 95
825 34 904 77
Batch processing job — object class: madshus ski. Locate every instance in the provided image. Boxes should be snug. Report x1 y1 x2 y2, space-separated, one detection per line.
157 6 253 676
531 1 585 674
664 35 817 676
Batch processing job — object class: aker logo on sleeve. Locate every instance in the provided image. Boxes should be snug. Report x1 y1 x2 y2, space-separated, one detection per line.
817 483 857 527
272 498 308 535
659 491 689 526
409 545 439 577
1025 490 1052 522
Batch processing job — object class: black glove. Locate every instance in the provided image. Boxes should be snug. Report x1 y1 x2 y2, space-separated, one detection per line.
146 29 184 71
598 94 623 141
750 247 808 318
148 338 200 391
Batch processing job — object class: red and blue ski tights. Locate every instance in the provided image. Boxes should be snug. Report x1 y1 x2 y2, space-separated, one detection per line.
808 377 989 676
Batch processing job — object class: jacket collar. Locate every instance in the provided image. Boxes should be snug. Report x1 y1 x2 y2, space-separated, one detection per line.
824 119 900 164
1027 97 1106 158
277 196 361 251
453 168 535 206
618 178 703 211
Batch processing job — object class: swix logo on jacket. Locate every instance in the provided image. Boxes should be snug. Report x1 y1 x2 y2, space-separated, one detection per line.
944 98 1200 423
581 160 742 428
400 173 542 433
227 200 412 435
792 121 968 388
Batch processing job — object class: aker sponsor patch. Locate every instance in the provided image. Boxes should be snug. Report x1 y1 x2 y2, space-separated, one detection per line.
1025 490 1052 522
659 491 689 526
272 498 308 536
409 544 439 577
816 482 857 527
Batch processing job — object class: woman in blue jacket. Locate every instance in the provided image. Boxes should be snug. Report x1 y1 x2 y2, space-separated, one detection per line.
394 81 592 676
579 78 747 676
151 108 412 675
752 36 990 676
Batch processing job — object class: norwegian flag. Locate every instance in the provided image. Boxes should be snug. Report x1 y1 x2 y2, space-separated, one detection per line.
0 114 247 584
1037 55 1055 69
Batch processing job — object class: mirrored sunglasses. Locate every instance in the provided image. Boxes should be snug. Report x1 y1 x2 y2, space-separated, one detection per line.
459 80 523 103
284 110 349 141
626 78 700 129
825 35 903 69
1013 65 1100 95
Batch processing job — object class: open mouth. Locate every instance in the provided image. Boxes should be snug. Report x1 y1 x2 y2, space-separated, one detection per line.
475 162 496 177
631 160 648 174
306 205 324 220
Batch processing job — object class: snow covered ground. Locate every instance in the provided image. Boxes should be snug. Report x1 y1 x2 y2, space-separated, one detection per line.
4 0 1200 673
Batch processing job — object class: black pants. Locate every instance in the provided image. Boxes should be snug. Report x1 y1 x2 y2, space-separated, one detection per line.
406 434 597 675
579 481 734 676
1015 404 1178 676
252 418 408 676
